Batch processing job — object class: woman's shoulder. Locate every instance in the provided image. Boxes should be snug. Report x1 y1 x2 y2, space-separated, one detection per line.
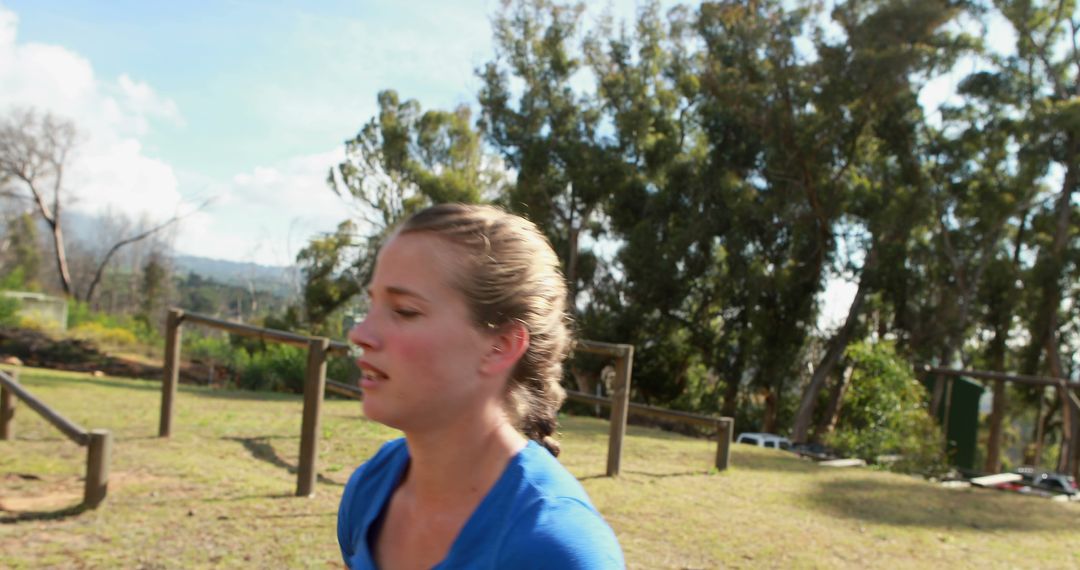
493 442 625 568
513 441 596 505
497 493 625 568
344 438 407 492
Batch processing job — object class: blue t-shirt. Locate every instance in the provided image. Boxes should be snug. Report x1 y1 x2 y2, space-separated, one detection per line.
337 438 625 569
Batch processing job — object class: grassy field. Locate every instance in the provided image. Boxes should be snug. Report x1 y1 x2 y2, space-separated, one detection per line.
1 367 1078 569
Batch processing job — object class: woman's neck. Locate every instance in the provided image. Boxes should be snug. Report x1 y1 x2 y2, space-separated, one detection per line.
401 408 527 507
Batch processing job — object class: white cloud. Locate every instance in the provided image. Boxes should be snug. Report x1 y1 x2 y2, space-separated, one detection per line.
0 4 186 222
173 147 352 266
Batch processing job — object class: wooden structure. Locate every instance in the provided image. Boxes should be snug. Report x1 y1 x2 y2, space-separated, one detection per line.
923 366 1080 478
564 388 734 473
1 367 113 508
571 340 634 476
161 309 716 490
159 309 350 497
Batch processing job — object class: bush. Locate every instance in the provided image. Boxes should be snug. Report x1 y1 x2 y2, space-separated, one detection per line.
826 341 948 477
70 321 139 347
237 344 307 393
0 295 20 327
67 300 162 347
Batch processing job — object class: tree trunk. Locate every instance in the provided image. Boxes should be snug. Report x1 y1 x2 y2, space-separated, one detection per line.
569 365 595 395
984 322 1008 474
791 243 876 442
985 380 1007 473
762 388 778 434
814 364 854 442
48 218 73 296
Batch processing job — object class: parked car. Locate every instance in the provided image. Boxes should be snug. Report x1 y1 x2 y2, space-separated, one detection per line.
1030 470 1078 496
993 467 1079 497
736 432 791 450
789 441 839 461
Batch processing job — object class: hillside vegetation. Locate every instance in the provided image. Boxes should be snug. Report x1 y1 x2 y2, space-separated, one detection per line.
1 367 1078 569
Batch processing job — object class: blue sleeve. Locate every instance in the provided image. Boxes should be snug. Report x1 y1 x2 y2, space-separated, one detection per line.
498 497 625 569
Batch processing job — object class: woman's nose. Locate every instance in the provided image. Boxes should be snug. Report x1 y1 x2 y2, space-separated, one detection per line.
348 317 379 352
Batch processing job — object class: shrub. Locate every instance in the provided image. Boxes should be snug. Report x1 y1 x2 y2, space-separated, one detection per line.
826 341 948 477
0 295 20 327
70 322 139 347
237 344 307 393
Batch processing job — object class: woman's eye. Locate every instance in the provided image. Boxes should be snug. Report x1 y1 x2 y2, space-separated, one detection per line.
394 308 420 318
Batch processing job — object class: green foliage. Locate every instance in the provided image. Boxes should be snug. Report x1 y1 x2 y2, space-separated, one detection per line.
0 211 41 291
297 220 364 331
0 294 20 327
827 341 947 476
183 332 310 394
67 299 161 346
237 343 308 393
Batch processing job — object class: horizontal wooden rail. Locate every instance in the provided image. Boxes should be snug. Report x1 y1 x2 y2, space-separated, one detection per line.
181 312 315 349
577 339 631 358
1 368 88 445
0 368 112 508
565 389 734 470
567 389 729 428
921 365 1080 389
326 378 363 399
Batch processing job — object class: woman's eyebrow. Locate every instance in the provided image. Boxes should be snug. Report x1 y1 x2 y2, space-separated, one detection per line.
368 285 430 303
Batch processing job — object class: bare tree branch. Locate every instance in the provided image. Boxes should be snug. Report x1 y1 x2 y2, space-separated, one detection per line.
83 198 214 303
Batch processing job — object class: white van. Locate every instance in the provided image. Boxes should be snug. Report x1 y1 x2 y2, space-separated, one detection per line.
736 432 791 450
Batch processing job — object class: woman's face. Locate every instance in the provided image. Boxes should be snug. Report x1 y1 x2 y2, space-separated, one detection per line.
348 232 495 432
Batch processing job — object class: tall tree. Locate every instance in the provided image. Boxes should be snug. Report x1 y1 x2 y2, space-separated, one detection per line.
791 0 969 441
479 0 628 309
0 108 77 295
0 108 195 302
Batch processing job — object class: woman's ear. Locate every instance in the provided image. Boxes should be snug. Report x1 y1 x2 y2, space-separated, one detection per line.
481 321 530 376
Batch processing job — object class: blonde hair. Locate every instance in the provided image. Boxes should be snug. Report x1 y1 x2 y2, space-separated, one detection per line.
398 203 571 456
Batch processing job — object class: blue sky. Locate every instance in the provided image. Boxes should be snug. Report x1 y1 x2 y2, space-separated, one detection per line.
4 0 686 267
6 0 498 177
1 0 543 266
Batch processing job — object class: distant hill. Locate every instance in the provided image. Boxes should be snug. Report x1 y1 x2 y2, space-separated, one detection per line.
173 254 299 299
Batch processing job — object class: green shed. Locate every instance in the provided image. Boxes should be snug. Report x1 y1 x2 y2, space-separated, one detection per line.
922 375 985 471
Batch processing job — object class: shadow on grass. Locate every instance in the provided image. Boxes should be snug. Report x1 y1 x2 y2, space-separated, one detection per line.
727 450 820 474
0 502 89 524
186 389 299 402
20 373 160 392
578 469 713 482
807 476 1079 532
223 436 342 487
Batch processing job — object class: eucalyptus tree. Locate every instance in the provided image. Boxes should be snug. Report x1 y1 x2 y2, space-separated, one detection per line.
790 0 971 441
310 90 496 329
478 0 628 309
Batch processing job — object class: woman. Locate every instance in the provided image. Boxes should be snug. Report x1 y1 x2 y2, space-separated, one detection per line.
338 204 625 569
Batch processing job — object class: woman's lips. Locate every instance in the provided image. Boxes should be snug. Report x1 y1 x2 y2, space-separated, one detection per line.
358 360 388 389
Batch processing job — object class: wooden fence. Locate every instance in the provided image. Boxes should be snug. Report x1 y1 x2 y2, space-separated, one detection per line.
564 388 734 473
159 308 730 496
0 367 112 509
159 308 349 497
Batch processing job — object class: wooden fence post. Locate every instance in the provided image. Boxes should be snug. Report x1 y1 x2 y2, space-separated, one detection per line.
297 336 329 497
84 429 112 508
606 346 634 477
1 369 14 440
715 418 733 471
159 309 184 438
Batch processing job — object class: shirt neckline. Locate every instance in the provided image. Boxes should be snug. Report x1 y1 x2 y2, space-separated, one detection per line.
361 439 537 568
